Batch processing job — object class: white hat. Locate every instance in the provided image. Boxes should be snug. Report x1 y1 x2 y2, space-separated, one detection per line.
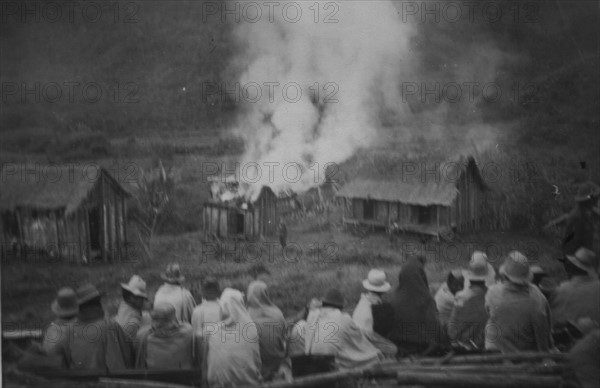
499 251 532 285
362 269 391 293
465 251 492 282
121 275 148 299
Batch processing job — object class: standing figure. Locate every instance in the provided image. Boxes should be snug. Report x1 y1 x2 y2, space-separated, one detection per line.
153 263 196 324
277 218 287 249
545 181 600 259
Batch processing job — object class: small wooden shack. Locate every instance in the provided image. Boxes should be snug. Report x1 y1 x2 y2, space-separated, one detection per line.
0 165 130 262
203 185 278 239
336 157 488 239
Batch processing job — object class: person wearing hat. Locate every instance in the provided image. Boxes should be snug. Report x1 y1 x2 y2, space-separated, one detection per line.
135 302 195 369
49 283 134 370
352 269 397 358
464 251 497 289
41 287 79 353
447 258 491 351
114 275 151 340
484 251 553 353
545 181 600 260
191 277 223 383
153 263 196 324
550 247 599 326
305 288 382 370
434 269 465 328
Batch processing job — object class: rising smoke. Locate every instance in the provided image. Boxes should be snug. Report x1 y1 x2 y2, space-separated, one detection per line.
227 1 506 198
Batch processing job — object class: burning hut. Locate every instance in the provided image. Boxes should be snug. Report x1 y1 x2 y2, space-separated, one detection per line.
0 165 130 262
336 156 488 239
203 176 278 239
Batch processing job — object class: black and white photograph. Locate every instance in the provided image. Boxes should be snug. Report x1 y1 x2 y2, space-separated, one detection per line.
1 0 599 387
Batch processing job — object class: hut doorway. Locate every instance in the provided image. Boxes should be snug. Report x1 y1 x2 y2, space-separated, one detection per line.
235 213 244 234
88 207 101 250
363 200 375 220
418 206 431 224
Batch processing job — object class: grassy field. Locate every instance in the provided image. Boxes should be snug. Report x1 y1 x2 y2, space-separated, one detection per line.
1 208 567 328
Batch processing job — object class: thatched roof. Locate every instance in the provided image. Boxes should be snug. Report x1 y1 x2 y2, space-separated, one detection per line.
336 156 487 206
0 165 126 215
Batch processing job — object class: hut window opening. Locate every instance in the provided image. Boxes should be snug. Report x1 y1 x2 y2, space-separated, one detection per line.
88 206 101 250
418 206 431 224
363 199 375 220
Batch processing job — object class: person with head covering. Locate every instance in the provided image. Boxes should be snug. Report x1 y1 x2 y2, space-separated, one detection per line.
484 251 553 353
305 288 382 370
206 288 262 387
286 298 322 358
352 269 397 358
191 277 222 386
135 302 195 369
463 251 497 289
49 283 134 369
246 280 287 381
42 287 79 353
115 275 151 339
153 263 196 324
447 257 491 351
434 269 464 328
388 257 446 357
550 247 599 326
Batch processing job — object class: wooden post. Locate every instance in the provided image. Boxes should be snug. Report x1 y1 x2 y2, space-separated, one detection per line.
15 209 24 259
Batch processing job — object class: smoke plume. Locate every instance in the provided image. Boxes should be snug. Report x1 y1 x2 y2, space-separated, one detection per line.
229 1 415 198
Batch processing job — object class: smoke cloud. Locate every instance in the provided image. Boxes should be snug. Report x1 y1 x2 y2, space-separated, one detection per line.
228 1 415 197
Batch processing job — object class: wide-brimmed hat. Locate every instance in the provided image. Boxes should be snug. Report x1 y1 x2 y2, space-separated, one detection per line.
465 251 493 282
321 288 344 309
574 181 600 202
566 247 597 275
51 287 79 318
362 269 391 293
76 283 104 305
121 275 148 299
202 277 221 300
499 251 533 285
161 263 185 284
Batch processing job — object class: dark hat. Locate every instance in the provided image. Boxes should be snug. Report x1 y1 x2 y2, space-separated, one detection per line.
161 263 185 284
202 277 221 300
574 181 600 202
321 288 344 309
75 283 103 305
51 287 79 318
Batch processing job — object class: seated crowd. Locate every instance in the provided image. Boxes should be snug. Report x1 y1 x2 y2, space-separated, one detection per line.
26 247 599 388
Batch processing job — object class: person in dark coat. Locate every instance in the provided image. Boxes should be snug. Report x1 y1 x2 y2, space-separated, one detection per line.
545 181 600 259
50 284 135 370
448 258 491 351
387 257 446 357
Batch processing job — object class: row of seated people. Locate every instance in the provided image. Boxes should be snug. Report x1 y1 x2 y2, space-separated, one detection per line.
22 249 599 388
